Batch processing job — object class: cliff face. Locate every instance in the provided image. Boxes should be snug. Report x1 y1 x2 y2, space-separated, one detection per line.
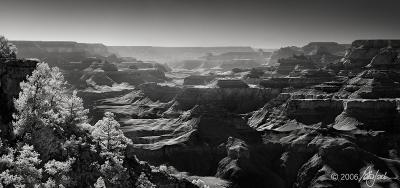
0 58 38 137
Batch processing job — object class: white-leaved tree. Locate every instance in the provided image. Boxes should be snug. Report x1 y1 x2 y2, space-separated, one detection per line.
0 144 42 187
94 176 106 188
43 157 76 187
13 62 89 161
92 112 132 186
6 60 155 187
91 112 131 157
135 172 156 188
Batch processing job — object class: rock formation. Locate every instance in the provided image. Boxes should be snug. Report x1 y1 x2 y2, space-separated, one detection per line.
338 40 400 70
268 42 348 66
276 54 316 75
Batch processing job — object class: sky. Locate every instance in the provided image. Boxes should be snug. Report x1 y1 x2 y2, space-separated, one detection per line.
1 0 400 48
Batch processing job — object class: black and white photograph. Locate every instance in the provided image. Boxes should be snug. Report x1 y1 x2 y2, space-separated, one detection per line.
1 0 400 187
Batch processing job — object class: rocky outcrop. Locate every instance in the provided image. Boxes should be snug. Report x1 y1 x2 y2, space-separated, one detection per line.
268 42 348 66
340 40 400 70
0 58 38 137
216 137 285 188
302 42 349 56
268 46 302 66
213 130 400 188
276 55 316 75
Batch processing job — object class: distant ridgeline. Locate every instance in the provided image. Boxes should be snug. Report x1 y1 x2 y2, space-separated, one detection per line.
107 46 256 63
10 41 112 66
11 40 259 64
0 58 38 138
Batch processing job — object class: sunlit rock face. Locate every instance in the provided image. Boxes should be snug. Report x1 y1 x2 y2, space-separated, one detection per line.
0 58 38 137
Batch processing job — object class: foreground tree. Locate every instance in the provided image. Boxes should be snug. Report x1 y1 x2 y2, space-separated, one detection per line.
92 112 133 187
92 112 130 156
13 62 89 160
4 61 158 187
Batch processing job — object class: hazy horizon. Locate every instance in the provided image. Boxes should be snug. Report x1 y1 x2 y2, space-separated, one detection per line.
2 0 400 48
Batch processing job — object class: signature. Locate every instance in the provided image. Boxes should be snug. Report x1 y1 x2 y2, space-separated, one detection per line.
359 166 390 187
